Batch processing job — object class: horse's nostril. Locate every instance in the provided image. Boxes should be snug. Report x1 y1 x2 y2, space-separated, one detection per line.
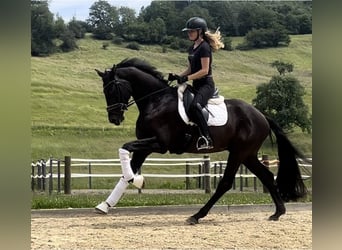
109 117 116 123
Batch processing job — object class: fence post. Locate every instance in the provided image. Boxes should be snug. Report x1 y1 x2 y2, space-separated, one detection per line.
37 161 42 190
42 161 46 192
49 158 53 195
185 161 190 189
239 165 243 192
219 162 225 188
31 162 35 191
244 165 248 188
203 155 211 194
197 164 202 189
262 154 269 193
88 162 92 189
57 160 61 193
64 156 71 194
138 168 142 194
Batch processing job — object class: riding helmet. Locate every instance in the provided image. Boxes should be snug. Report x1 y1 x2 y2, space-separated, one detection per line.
182 17 208 32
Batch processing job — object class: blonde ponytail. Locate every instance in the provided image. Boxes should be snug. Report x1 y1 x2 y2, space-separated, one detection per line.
204 28 225 52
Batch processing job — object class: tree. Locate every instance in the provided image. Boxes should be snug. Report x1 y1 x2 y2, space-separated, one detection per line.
117 7 136 37
54 15 67 39
204 1 235 36
60 29 78 52
87 0 119 40
68 18 86 39
252 66 311 133
298 14 312 34
31 0 56 56
148 18 166 43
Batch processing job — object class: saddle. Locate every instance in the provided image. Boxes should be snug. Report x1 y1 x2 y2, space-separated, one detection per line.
182 85 220 122
177 84 227 127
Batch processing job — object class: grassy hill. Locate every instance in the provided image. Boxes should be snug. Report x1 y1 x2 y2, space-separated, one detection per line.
31 34 312 160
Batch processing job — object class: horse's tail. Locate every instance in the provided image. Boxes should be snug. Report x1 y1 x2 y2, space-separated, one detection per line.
265 116 308 202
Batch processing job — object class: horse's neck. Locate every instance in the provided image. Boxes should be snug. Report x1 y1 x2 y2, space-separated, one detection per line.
119 67 165 98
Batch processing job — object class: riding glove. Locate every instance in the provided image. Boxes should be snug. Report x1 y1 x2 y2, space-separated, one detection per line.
168 73 188 84
168 73 178 81
177 75 188 84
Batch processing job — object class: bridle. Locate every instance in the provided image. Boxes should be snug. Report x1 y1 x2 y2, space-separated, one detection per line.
103 69 171 113
103 77 134 113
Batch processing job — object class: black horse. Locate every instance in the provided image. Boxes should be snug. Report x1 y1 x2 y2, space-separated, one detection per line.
96 58 307 224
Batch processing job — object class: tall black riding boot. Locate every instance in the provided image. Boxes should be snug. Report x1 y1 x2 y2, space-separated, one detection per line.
192 106 213 150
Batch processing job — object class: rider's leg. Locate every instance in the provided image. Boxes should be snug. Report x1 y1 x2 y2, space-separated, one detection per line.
189 81 215 149
189 102 213 149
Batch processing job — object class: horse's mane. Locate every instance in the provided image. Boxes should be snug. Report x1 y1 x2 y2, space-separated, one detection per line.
115 58 167 83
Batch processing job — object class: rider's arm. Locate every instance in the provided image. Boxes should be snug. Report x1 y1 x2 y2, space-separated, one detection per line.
179 64 191 77
187 57 210 81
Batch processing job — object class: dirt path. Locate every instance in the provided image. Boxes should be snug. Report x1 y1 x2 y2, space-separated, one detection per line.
31 207 312 249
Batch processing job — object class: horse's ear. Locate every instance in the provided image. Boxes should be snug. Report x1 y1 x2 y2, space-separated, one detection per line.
95 69 104 78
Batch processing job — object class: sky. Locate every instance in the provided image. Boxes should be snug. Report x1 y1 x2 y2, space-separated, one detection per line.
49 0 153 22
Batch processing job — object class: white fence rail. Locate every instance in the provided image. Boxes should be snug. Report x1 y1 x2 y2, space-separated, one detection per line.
31 155 312 194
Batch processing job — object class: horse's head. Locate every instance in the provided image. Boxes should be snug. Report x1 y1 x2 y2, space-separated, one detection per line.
96 58 169 125
95 66 132 125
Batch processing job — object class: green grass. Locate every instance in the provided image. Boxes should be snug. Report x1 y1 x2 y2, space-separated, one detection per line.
31 191 312 209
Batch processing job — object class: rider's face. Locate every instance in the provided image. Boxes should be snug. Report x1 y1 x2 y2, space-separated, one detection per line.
187 29 198 41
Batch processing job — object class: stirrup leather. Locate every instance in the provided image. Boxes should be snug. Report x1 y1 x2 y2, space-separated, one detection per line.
196 136 213 150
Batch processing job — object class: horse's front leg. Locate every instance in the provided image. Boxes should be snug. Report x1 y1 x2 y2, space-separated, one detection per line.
95 137 164 214
120 136 166 188
122 136 166 153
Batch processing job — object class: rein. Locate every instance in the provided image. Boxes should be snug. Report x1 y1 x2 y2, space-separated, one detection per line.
105 78 172 112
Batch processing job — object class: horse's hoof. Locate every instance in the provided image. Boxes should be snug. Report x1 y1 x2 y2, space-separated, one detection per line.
268 215 279 221
186 216 198 225
268 213 283 221
268 208 285 221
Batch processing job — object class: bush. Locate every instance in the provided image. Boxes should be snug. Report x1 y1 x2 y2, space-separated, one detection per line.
235 42 250 51
242 25 290 49
126 42 140 50
168 37 191 52
222 37 233 51
112 37 124 45
60 30 78 52
102 42 109 50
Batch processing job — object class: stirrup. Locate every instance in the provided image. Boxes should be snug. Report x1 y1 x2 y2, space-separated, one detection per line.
196 136 213 150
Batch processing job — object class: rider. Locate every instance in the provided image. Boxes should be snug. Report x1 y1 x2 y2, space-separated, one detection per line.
169 17 224 150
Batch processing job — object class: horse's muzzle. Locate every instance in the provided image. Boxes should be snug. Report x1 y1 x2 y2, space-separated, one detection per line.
109 115 124 125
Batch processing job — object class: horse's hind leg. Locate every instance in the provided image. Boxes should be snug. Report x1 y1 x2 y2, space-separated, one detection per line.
187 152 242 225
243 155 285 220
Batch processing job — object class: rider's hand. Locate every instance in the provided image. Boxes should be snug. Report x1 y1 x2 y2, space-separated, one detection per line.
177 75 188 84
168 73 178 81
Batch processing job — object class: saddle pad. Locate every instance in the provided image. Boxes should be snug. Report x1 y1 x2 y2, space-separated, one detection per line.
177 84 228 126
